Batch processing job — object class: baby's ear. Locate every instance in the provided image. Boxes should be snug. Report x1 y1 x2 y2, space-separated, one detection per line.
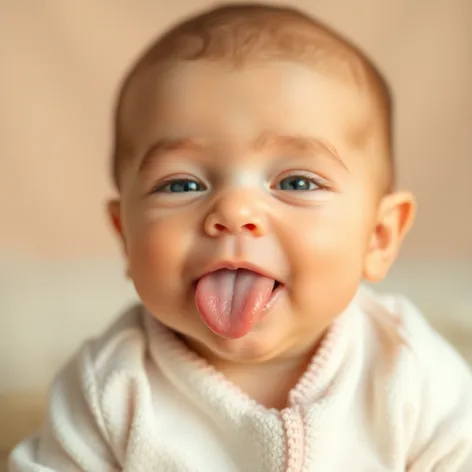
107 199 131 277
107 199 127 251
363 191 416 283
107 199 122 236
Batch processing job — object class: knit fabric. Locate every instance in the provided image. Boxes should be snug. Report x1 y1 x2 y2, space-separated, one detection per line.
9 287 472 471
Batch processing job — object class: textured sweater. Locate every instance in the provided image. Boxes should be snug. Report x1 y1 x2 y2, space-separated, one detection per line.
9 287 472 471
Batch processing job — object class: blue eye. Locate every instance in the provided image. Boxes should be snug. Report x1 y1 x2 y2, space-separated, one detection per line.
277 176 320 191
155 179 205 193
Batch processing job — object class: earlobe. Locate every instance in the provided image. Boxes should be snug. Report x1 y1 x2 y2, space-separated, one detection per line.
107 199 129 256
107 199 123 236
363 191 416 282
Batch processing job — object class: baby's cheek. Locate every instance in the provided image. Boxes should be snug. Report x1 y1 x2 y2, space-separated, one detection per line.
294 231 361 286
129 222 181 274
288 216 365 306
290 215 360 260
127 223 191 316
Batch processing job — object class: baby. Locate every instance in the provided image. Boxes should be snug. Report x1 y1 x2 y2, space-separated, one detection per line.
9 3 472 471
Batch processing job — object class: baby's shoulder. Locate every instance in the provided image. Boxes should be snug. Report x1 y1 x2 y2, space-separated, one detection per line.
78 303 151 387
358 286 472 413
358 287 472 467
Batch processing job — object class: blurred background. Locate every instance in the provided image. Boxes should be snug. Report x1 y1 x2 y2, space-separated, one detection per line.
0 0 471 464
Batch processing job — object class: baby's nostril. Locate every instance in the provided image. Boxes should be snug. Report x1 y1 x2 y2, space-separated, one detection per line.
245 223 256 232
215 223 226 231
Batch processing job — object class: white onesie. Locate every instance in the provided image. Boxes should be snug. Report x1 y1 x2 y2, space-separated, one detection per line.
9 287 472 471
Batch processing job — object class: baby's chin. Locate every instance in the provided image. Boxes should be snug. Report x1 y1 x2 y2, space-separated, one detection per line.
181 319 324 366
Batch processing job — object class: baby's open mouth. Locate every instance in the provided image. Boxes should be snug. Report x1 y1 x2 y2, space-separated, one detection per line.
193 267 283 338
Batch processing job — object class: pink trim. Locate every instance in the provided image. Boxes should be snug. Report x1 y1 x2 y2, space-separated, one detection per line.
292 322 340 400
282 405 305 472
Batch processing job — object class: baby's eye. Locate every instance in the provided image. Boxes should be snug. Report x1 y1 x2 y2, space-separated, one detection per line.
276 175 320 191
155 179 205 193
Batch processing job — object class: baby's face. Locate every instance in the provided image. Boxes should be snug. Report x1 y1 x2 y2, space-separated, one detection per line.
113 60 385 363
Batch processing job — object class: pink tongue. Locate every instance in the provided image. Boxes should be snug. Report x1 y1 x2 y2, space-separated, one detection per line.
195 269 275 339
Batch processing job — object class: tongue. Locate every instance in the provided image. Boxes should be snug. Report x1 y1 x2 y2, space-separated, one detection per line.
195 268 275 339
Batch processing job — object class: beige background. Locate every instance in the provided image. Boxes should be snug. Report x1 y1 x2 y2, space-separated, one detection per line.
0 0 471 462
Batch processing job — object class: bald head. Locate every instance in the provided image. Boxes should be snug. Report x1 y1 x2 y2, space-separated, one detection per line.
112 2 394 191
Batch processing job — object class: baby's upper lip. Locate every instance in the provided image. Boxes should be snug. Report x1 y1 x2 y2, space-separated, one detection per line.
195 260 282 283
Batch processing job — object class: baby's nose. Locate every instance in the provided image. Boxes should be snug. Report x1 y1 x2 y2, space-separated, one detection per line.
204 191 267 237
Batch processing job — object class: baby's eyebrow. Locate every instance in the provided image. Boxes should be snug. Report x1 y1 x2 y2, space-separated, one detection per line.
139 138 203 173
253 132 347 169
138 132 347 173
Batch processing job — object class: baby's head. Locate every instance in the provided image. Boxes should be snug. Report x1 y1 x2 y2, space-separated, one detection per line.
108 3 415 364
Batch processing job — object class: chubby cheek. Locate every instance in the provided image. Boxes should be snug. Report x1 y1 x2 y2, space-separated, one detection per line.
282 207 371 314
125 213 193 312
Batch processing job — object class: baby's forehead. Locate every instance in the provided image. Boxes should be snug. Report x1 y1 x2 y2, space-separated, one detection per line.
119 10 382 150
124 58 371 150
113 6 392 191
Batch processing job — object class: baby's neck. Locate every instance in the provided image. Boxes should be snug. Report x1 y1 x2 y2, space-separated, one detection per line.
216 354 315 409
184 337 323 410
